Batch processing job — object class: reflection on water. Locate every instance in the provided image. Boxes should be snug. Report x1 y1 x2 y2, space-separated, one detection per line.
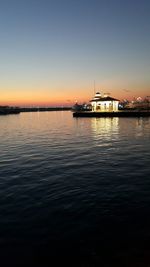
91 117 119 139
135 117 150 137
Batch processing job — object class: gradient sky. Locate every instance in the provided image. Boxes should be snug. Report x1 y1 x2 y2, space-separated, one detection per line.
0 0 150 106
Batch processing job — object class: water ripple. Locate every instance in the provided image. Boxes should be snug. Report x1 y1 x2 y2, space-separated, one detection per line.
0 112 150 265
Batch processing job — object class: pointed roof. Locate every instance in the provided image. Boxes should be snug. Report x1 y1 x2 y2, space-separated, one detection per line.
90 96 119 102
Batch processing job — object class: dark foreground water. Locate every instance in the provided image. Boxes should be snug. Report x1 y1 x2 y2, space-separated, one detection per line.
0 111 150 266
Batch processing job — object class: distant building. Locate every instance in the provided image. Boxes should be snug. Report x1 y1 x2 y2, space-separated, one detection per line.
90 92 119 112
126 97 150 110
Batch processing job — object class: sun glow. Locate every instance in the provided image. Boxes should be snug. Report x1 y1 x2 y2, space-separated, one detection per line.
0 82 149 107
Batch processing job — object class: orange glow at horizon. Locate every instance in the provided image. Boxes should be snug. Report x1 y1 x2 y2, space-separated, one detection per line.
0 84 149 107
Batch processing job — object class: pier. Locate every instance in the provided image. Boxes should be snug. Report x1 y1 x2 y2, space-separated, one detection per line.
73 110 150 118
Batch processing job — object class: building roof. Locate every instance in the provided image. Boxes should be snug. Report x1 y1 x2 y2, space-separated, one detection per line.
90 96 119 102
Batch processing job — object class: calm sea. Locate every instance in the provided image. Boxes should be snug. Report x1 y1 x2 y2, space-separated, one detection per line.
0 111 150 266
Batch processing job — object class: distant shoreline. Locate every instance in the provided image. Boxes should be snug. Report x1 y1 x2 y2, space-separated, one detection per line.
19 107 72 112
0 106 72 115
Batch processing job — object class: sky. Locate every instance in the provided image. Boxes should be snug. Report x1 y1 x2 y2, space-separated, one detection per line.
0 0 150 106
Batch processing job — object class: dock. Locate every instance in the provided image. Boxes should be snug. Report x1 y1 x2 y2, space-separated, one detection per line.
73 111 150 118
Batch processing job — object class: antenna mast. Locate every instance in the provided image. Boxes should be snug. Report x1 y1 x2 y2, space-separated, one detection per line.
94 80 95 95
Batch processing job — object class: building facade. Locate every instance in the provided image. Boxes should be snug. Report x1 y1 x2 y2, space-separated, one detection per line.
90 92 119 112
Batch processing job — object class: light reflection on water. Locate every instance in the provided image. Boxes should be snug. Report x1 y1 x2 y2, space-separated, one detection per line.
91 117 119 146
0 112 150 266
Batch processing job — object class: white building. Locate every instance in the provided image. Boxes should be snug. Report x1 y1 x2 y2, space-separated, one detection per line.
90 92 119 112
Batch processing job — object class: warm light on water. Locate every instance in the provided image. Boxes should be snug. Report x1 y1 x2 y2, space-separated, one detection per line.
0 111 150 266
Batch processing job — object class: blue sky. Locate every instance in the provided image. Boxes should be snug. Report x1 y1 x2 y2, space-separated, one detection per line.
0 0 150 105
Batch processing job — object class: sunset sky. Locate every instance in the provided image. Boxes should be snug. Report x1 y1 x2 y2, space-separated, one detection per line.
0 0 150 106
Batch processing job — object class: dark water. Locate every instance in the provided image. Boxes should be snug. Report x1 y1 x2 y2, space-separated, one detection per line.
0 111 150 266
